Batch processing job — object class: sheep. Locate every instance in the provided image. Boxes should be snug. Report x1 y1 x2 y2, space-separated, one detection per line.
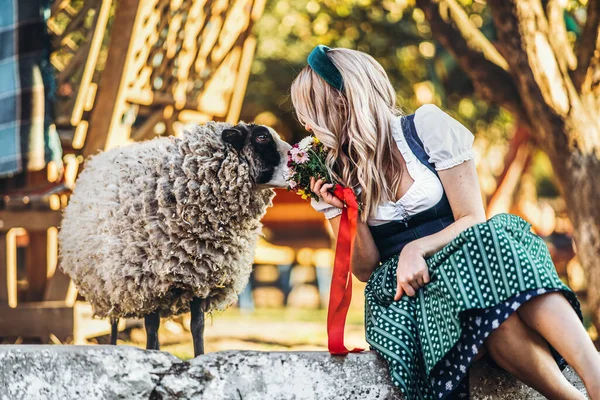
58 122 291 355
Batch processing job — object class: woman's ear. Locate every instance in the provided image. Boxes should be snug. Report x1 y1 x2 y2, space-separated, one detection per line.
222 127 247 151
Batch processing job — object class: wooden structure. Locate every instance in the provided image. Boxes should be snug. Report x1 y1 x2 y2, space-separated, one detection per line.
0 0 265 342
248 190 336 309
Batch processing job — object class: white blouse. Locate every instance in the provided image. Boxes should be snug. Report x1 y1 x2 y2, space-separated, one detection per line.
310 104 475 225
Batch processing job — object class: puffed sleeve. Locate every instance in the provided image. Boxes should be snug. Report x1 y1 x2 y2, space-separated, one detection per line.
310 197 343 219
413 104 475 170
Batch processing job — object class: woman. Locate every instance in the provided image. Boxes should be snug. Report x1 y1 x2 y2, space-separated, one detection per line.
290 45 600 400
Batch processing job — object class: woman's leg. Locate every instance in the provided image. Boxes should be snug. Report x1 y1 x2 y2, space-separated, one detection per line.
484 311 585 399
517 292 600 399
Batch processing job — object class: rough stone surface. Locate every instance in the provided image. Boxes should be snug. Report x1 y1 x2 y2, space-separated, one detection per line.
470 358 587 399
0 346 177 400
0 346 590 399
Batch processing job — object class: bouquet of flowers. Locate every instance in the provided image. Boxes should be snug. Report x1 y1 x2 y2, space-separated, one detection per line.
285 135 333 200
285 135 364 356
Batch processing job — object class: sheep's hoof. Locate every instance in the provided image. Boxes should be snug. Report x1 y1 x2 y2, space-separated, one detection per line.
110 318 119 345
191 297 207 357
144 311 161 350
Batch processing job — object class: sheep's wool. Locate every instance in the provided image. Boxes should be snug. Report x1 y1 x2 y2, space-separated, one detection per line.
59 122 275 318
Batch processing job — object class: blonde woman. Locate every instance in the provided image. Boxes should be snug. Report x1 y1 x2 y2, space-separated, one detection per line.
290 45 600 400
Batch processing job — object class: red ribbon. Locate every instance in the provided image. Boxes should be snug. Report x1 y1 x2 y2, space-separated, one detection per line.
327 184 365 355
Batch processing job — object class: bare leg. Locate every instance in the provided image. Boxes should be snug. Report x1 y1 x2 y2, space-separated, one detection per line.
485 312 585 399
144 311 161 350
518 292 600 399
190 297 207 357
110 318 119 345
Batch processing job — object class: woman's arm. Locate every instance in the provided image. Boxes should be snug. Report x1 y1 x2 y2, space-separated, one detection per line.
311 178 380 282
327 214 380 282
410 159 486 258
394 159 486 300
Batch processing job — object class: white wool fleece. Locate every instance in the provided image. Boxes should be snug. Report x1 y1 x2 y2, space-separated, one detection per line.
59 122 275 319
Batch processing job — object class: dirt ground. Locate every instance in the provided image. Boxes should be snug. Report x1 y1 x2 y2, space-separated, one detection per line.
119 279 371 360
117 306 368 360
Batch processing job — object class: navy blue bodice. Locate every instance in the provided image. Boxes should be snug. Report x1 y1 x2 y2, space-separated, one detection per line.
368 114 455 262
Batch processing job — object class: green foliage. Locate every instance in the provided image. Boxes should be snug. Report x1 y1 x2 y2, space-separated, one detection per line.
241 0 505 144
530 150 560 198
240 0 590 198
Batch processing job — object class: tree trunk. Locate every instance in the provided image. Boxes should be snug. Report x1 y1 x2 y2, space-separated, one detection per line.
486 125 531 217
488 0 600 328
418 0 600 329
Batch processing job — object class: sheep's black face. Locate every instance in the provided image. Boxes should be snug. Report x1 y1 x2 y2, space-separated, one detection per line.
222 123 291 188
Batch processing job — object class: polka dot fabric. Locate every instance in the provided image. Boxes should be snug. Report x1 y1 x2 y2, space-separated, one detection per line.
364 213 582 400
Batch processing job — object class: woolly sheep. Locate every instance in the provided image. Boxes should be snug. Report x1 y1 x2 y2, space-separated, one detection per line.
59 122 291 355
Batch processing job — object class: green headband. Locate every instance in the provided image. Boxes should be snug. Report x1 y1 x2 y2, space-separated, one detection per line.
307 45 344 91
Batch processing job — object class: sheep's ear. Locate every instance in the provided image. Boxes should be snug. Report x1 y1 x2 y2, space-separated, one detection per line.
222 128 247 151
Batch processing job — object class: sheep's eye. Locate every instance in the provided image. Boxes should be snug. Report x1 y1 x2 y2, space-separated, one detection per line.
256 134 269 143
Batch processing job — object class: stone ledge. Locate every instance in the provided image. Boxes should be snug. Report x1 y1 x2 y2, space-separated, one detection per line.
0 346 588 399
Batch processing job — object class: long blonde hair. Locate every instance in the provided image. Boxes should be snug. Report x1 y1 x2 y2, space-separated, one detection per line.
290 48 404 221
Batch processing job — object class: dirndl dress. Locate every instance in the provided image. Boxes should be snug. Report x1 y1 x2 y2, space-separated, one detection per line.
363 115 582 400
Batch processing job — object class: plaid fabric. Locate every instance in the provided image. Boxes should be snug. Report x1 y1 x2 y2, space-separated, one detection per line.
0 0 61 179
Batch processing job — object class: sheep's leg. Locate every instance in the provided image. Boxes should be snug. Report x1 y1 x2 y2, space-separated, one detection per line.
190 297 207 357
144 311 161 350
110 318 119 345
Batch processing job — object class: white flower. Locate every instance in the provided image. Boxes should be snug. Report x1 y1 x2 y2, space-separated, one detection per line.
472 344 478 354
492 319 499 329
511 301 520 310
475 317 482 326
284 169 295 181
459 365 467 373
537 288 547 295
445 381 453 390
298 136 314 150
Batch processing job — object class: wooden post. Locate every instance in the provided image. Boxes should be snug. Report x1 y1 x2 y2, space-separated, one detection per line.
225 0 266 124
83 0 143 157
0 230 18 308
71 0 113 127
25 231 49 302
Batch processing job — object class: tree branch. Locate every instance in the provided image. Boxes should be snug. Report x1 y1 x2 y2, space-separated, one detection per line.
416 0 523 117
574 0 600 94
488 0 600 157
441 0 510 71
546 0 577 71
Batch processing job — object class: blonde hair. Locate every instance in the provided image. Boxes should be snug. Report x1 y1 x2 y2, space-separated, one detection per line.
290 48 404 222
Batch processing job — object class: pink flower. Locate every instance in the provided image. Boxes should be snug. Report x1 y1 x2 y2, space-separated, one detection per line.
289 147 301 158
292 150 309 164
288 179 298 189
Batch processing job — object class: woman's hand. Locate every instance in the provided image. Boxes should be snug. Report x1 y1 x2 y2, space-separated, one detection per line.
395 242 430 300
310 177 344 209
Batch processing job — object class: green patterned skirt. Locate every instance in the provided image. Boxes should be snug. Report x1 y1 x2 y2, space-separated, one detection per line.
364 213 582 399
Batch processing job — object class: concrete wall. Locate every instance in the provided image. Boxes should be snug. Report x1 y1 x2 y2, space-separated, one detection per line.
0 346 588 399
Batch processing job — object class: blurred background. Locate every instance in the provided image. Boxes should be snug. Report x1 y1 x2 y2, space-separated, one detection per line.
0 0 598 359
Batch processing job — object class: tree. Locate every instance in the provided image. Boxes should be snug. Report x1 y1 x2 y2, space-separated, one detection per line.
242 0 511 144
416 0 600 330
